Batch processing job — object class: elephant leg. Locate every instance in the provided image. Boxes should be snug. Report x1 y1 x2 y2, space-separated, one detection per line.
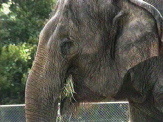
129 102 163 122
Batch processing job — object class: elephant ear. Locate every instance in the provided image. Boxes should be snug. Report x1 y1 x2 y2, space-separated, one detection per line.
114 0 162 78
130 0 163 53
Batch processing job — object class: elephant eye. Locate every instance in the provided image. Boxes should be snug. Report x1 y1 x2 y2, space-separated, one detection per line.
60 37 79 57
60 38 74 56
61 41 72 54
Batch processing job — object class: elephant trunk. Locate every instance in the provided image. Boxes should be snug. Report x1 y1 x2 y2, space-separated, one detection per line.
25 44 70 121
25 16 71 121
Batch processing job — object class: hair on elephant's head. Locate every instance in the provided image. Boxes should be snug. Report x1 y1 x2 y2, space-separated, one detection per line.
49 0 162 71
25 0 163 121
50 0 124 59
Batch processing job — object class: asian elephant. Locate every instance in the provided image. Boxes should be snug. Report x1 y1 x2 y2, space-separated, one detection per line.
115 56 163 122
25 0 163 122
144 0 163 15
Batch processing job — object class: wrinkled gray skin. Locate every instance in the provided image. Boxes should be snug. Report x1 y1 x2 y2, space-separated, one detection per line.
115 56 163 121
25 0 163 121
144 0 163 15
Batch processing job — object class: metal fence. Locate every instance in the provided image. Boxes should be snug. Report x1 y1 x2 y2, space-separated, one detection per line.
0 102 129 122
61 102 129 122
0 104 25 122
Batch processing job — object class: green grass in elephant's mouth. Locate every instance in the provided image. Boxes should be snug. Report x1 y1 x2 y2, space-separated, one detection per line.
62 75 76 101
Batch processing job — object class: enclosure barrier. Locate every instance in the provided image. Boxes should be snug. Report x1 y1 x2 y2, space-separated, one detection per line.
0 102 129 122
0 104 25 122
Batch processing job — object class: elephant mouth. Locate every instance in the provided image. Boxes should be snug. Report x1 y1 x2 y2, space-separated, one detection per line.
73 86 107 103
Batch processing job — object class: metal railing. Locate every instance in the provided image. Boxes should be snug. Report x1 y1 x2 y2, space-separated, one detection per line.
61 102 129 122
0 102 129 122
0 104 25 122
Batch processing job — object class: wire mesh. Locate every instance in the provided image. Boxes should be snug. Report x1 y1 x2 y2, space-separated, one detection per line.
62 102 129 122
0 102 129 122
0 105 25 122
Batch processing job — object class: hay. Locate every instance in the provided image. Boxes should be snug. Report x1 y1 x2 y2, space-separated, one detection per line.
62 75 76 100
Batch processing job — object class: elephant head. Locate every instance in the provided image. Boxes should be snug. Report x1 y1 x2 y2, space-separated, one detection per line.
25 0 162 121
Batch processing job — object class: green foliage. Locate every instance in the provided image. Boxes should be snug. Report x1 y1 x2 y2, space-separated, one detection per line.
0 44 36 104
0 0 56 104
0 0 55 45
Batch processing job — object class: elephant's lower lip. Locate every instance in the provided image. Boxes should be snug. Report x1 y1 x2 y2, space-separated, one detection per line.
73 86 107 102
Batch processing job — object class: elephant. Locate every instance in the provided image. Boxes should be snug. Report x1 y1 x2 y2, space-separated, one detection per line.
144 0 163 15
25 0 163 121
115 56 163 121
